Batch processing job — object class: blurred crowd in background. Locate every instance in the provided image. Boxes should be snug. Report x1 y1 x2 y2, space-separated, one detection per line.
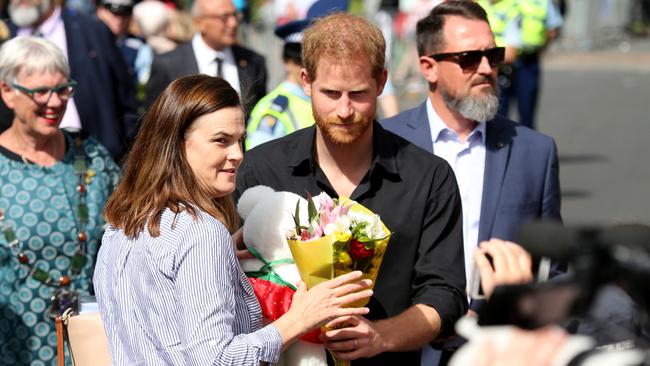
0 0 648 117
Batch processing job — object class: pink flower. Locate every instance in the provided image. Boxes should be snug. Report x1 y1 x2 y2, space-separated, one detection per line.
318 198 353 234
339 201 353 217
318 193 334 213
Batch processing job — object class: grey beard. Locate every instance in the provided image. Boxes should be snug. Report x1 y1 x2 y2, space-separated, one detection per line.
441 87 500 122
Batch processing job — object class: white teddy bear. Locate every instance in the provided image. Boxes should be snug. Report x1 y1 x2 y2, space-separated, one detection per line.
237 185 327 366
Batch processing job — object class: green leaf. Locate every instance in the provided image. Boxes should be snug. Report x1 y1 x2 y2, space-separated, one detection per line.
357 234 371 242
307 194 317 222
309 217 319 235
293 199 301 236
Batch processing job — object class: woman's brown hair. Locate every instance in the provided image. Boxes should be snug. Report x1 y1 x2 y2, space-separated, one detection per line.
104 75 241 238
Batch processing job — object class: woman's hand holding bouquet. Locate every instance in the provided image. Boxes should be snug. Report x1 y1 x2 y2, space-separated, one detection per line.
273 271 373 347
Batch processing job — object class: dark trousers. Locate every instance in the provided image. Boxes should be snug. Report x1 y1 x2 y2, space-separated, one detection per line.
498 52 541 129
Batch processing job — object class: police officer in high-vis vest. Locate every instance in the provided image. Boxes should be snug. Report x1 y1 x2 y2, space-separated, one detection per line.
245 23 314 149
477 0 562 129
514 0 562 129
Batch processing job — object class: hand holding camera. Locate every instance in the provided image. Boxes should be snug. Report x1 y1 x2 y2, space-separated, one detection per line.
471 239 534 299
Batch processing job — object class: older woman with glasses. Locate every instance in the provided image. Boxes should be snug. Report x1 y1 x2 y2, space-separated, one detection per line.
0 37 120 364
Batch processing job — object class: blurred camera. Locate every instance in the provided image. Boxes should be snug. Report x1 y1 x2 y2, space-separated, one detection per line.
479 222 650 332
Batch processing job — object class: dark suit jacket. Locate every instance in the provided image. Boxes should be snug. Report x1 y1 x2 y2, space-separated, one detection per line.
2 8 139 162
381 101 561 243
145 42 267 115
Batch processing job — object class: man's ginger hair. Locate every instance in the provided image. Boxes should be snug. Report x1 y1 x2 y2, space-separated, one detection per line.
302 12 385 83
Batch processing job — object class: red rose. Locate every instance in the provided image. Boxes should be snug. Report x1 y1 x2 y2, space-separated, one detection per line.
349 239 374 260
300 229 311 241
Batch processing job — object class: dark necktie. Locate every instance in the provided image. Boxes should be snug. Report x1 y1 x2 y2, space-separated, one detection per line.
32 29 43 37
215 56 223 78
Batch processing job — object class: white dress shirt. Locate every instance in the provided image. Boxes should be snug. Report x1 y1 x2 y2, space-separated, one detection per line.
17 6 82 131
192 33 241 95
427 100 486 285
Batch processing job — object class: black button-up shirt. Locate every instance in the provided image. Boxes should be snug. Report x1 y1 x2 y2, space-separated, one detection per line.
235 122 467 365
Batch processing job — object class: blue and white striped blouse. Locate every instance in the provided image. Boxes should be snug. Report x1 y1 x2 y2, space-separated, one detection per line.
94 208 282 365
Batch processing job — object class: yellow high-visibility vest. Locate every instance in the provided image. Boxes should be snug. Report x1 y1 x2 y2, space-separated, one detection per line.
519 0 549 49
246 82 314 149
477 0 520 48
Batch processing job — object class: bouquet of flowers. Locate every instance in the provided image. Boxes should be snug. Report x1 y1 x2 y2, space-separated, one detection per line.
286 192 391 308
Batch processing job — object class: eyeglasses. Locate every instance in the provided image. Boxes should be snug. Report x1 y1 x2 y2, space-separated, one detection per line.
200 11 243 23
429 47 505 70
12 80 77 105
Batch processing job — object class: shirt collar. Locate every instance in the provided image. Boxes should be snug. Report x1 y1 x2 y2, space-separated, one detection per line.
371 122 400 176
287 125 316 170
426 97 486 145
287 122 400 177
191 33 234 65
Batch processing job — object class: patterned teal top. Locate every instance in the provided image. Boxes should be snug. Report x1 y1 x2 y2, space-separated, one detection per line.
0 131 120 366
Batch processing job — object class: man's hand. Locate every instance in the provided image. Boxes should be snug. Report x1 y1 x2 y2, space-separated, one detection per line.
320 315 386 360
475 239 533 298
320 304 441 360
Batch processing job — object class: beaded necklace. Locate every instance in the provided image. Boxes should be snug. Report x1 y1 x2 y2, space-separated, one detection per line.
0 134 95 319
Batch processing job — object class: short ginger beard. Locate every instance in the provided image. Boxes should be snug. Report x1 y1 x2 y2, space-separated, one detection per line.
440 76 500 122
314 111 373 145
9 0 50 27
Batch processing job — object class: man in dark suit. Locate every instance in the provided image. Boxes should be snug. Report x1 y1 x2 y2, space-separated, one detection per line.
381 2 560 363
384 0 560 258
145 0 266 115
3 0 138 162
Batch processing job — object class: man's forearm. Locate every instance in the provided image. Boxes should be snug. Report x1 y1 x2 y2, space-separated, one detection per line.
374 304 442 352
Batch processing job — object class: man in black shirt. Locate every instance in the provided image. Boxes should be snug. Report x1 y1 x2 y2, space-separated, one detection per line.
235 13 467 365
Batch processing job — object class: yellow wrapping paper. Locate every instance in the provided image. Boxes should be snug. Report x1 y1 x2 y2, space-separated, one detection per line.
287 198 390 308
287 235 335 289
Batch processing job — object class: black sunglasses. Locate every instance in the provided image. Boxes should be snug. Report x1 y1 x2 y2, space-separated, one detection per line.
429 47 505 70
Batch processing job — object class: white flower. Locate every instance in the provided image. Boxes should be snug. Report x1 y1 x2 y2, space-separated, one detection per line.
367 214 386 240
347 211 386 240
348 210 372 226
323 215 351 236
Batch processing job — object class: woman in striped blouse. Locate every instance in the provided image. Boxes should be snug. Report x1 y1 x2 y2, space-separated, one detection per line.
94 75 373 365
